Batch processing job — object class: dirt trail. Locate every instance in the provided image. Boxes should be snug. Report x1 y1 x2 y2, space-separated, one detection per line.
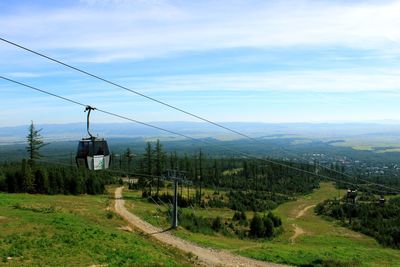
114 187 289 267
289 204 316 243
289 224 305 244
295 205 316 219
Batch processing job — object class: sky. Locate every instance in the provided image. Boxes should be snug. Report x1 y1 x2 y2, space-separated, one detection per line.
1 0 400 127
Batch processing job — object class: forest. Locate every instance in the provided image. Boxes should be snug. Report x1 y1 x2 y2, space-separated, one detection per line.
315 196 400 249
1 123 399 243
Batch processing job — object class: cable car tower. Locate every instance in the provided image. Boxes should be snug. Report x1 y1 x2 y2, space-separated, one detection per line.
164 169 191 229
346 189 357 224
76 106 110 170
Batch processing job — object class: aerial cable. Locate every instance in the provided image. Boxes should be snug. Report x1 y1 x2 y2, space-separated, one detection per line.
37 158 396 196
2 75 399 195
2 37 397 193
1 75 399 195
0 37 258 141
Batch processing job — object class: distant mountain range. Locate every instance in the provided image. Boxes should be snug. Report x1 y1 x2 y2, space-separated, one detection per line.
2 121 400 145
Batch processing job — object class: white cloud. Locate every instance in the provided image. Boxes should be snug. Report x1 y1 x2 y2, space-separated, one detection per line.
115 68 400 93
2 1 400 62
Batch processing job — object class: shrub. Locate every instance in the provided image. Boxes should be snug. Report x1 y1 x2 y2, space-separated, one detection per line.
207 197 226 208
250 213 265 238
106 211 114 219
262 216 274 238
267 212 282 227
212 216 223 232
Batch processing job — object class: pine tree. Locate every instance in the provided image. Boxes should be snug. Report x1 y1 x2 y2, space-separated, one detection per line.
21 158 35 193
144 142 153 176
143 142 153 195
213 159 220 193
250 213 265 238
26 121 46 166
125 148 134 172
198 149 203 205
34 168 49 194
154 140 165 196
262 216 274 238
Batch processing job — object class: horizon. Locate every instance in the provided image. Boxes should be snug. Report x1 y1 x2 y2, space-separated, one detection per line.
3 119 400 129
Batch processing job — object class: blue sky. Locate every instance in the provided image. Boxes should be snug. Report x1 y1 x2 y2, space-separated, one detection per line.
1 0 400 126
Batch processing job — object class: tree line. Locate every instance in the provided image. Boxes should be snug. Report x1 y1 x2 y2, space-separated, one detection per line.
0 122 114 195
316 197 400 249
0 160 112 195
0 122 322 197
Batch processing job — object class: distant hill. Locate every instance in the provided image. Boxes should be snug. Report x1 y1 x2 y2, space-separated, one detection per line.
2 121 400 145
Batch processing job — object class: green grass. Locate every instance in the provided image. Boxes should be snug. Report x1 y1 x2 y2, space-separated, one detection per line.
0 188 193 267
124 183 400 267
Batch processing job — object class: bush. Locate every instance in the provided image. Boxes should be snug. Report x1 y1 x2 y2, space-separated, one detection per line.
262 216 274 238
250 213 265 238
232 210 247 221
106 211 114 219
228 191 289 212
207 197 226 208
178 212 213 235
211 216 223 232
267 212 282 227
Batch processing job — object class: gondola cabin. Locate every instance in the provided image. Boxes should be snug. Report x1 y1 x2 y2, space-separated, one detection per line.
379 195 386 206
346 189 357 204
76 138 110 170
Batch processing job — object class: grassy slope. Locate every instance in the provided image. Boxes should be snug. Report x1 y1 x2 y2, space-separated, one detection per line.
240 183 400 266
0 188 193 267
124 183 400 267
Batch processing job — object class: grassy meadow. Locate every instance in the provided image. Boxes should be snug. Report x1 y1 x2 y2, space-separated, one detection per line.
0 187 193 267
124 183 400 267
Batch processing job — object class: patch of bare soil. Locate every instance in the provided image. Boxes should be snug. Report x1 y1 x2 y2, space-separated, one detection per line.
114 187 290 267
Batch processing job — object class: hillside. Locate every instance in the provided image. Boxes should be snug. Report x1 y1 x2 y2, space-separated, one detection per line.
0 188 194 266
122 183 400 267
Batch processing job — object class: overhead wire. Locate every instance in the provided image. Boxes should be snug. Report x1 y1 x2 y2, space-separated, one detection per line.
2 76 398 195
37 158 393 198
2 37 399 193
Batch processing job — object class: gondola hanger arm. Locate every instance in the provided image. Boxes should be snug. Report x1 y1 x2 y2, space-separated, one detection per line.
85 105 96 139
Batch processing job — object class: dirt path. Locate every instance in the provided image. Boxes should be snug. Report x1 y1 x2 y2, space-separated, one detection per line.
289 204 315 243
295 205 316 219
114 187 289 267
289 224 305 244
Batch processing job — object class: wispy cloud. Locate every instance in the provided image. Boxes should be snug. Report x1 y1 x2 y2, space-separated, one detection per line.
2 0 400 125
117 69 400 94
2 1 400 62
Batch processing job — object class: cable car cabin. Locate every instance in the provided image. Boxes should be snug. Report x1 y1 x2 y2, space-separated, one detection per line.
346 189 357 204
76 139 110 170
379 195 386 206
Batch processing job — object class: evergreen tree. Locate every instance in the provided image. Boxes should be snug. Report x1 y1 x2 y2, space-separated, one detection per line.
26 121 46 166
144 142 153 176
212 216 223 231
21 158 35 193
198 149 203 204
34 168 49 194
250 213 265 238
5 172 17 193
143 142 153 196
154 140 165 196
213 159 220 192
262 216 274 238
125 148 134 172
0 170 6 192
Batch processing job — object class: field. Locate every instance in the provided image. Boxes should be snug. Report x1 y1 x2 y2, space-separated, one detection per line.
123 183 400 266
0 187 193 267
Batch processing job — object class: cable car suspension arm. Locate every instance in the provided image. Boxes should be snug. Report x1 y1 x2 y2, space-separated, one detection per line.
85 106 96 139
